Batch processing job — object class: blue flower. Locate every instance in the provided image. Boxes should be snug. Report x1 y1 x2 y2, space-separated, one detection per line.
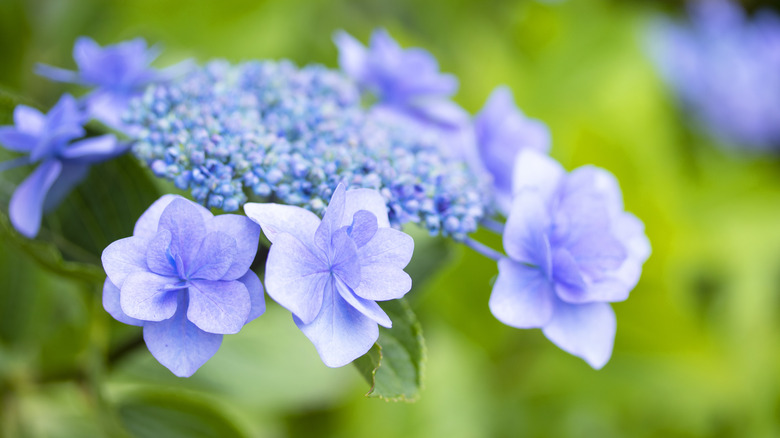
101 195 264 377
244 183 414 367
36 37 190 130
474 86 551 213
648 0 780 151
489 150 650 369
0 94 123 237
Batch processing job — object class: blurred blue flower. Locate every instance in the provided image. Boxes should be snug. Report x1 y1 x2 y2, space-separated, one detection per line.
101 195 264 377
0 94 123 237
245 183 413 367
489 150 650 369
649 0 780 151
474 86 551 214
37 37 190 130
126 60 488 239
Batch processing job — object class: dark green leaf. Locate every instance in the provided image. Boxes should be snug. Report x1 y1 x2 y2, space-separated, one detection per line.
353 298 426 402
116 389 247 438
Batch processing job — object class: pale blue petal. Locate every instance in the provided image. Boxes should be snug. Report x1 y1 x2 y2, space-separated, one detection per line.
188 232 237 281
333 30 367 82
353 263 411 301
489 258 554 328
330 228 361 289
9 160 62 238
102 278 143 326
243 202 320 246
503 190 552 275
295 283 379 368
0 127 37 153
206 214 260 280
143 297 223 377
335 278 391 327
13 105 46 135
542 300 616 370
35 64 83 84
347 210 378 248
102 235 153 287
264 232 329 324
187 279 251 334
237 269 265 323
511 149 564 203
343 188 390 228
73 36 103 76
315 183 346 255
120 271 180 322
158 198 209 271
133 194 209 238
59 135 121 163
145 229 176 277
356 227 414 269
551 248 587 303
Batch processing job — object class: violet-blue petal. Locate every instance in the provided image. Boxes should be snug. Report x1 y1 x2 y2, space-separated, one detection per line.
133 194 209 238
145 229 176 277
315 183 346 255
511 149 564 205
489 258 555 328
343 187 391 228
9 160 62 238
243 202 320 246
335 278 391 327
237 269 265 323
206 214 261 280
120 271 179 322
34 64 83 84
59 135 120 163
0 127 37 153
143 299 223 377
295 284 379 368
102 235 153 287
541 299 616 370
503 190 552 275
157 198 208 269
187 279 250 335
13 105 45 135
551 248 588 303
188 232 237 281
356 227 414 269
333 30 367 81
330 228 361 289
264 232 328 324
347 210 378 248
353 262 412 302
102 278 143 326
42 162 89 213
85 90 133 130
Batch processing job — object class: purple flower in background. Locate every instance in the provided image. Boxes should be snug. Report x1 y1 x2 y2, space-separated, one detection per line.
36 37 189 130
245 183 414 367
475 86 551 213
648 0 780 151
0 94 123 237
334 29 477 163
489 150 650 369
101 195 264 377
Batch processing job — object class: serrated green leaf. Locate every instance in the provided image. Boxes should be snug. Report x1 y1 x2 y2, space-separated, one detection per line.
353 298 426 402
115 389 247 438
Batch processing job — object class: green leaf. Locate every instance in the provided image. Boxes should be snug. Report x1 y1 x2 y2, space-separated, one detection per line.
353 298 426 402
115 389 247 438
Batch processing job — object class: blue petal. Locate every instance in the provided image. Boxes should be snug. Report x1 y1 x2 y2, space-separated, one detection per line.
206 214 261 280
243 202 320 246
9 160 62 238
143 296 223 377
356 227 414 269
542 300 616 370
188 232 237 281
13 105 46 135
35 64 83 84
295 282 379 368
333 30 368 82
489 258 554 328
59 135 123 163
352 228 413 301
335 278 391 327
0 127 37 153
237 269 265 323
330 228 361 289
552 248 587 303
347 210 378 248
503 190 552 275
187 279 251 334
133 194 209 239
343 188 390 228
102 235 153 287
102 278 143 326
264 232 329 324
157 198 209 272
120 271 180 322
511 149 564 205
145 229 177 277
315 183 346 256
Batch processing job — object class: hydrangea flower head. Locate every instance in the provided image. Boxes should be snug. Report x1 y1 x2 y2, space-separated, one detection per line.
474 86 551 213
37 37 189 129
0 94 123 237
648 0 780 151
489 150 650 368
244 183 414 367
101 195 264 377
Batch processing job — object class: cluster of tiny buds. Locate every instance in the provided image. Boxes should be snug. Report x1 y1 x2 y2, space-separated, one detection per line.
125 60 488 239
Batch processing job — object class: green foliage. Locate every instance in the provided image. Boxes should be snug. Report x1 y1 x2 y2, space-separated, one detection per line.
353 298 426 401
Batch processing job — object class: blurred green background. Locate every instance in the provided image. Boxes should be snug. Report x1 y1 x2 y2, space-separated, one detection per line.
2 0 780 436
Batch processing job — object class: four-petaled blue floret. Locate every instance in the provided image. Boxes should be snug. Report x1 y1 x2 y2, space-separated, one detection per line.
101 195 265 377
0 94 123 237
489 150 650 369
245 183 414 367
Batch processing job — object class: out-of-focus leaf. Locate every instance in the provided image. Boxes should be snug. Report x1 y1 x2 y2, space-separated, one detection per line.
354 298 425 402
116 389 247 438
